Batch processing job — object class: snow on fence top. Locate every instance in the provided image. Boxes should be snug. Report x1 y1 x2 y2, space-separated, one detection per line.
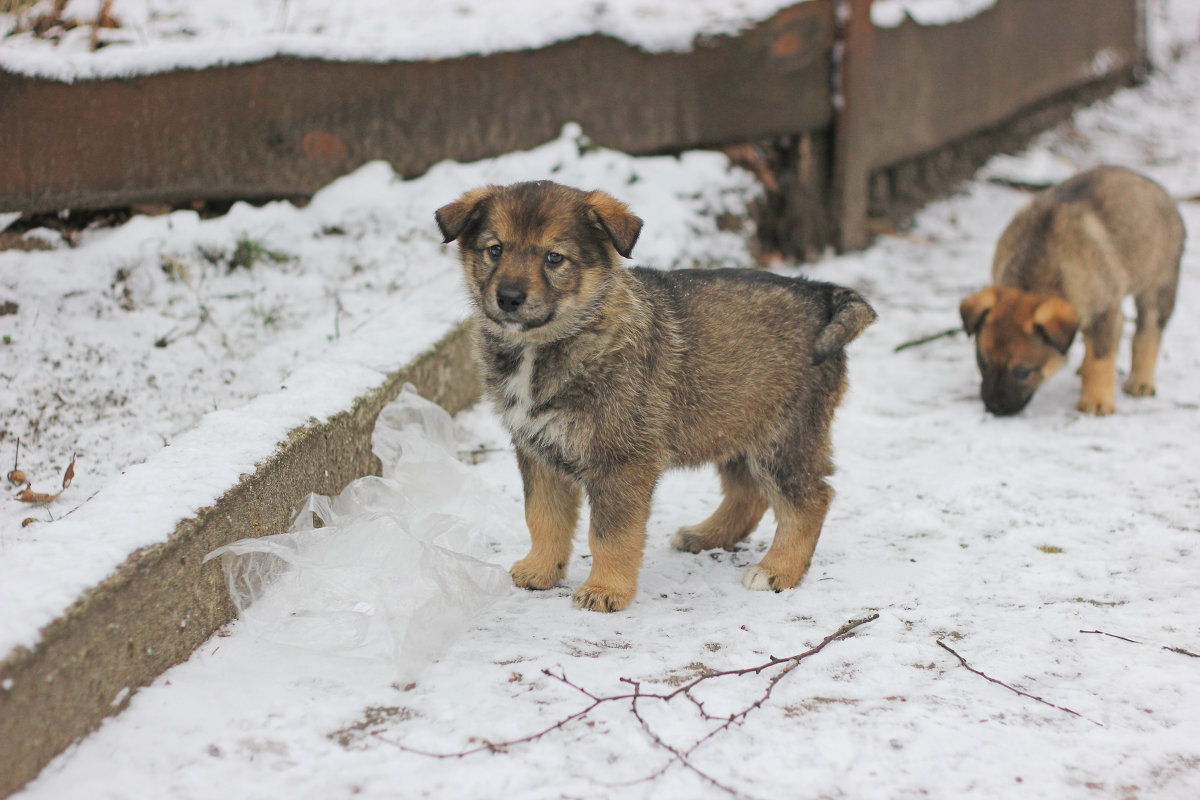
871 0 997 29
0 0 1002 82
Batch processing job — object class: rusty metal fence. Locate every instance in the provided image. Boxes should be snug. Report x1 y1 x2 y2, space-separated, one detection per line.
1 0 1140 255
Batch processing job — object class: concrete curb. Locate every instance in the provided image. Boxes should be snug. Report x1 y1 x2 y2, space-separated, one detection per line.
0 321 480 798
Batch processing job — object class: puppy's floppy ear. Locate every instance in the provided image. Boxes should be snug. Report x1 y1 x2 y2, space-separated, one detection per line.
960 287 998 336
435 186 497 243
1032 297 1079 354
584 190 642 258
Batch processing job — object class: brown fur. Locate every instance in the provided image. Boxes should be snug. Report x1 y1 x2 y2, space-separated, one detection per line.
436 181 876 611
961 166 1185 415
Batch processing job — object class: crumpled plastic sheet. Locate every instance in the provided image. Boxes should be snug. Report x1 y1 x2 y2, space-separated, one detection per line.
205 385 520 678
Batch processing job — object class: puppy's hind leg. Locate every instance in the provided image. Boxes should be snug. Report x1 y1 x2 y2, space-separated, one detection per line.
511 448 581 590
743 480 832 592
1124 285 1176 398
743 428 835 592
671 456 768 553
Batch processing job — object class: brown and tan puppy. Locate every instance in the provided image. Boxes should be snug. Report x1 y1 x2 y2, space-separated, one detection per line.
436 181 875 612
961 166 1185 416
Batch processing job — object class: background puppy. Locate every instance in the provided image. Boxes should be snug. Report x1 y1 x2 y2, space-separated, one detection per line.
961 166 1185 415
436 181 875 612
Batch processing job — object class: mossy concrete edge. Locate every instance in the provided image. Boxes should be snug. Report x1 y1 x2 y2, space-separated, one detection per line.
0 320 481 799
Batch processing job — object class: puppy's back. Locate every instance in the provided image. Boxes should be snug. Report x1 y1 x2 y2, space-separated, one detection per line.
993 166 1185 297
630 268 873 461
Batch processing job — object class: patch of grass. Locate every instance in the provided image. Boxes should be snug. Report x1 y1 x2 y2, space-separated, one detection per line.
328 706 414 749
1071 597 1128 607
659 661 715 687
160 256 191 284
229 237 291 271
783 697 861 716
1037 544 1064 554
252 302 285 328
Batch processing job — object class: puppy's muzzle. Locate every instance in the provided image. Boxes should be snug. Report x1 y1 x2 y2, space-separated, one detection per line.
981 371 1034 416
497 286 526 313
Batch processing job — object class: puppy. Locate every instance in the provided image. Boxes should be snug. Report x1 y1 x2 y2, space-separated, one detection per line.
436 181 875 611
961 166 1185 416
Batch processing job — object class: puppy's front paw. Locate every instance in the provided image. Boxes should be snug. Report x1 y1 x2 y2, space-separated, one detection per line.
510 556 566 590
1076 394 1116 416
573 581 634 612
743 563 803 592
1122 375 1156 397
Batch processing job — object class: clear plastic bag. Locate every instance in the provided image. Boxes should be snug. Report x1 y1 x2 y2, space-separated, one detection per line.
206 385 519 678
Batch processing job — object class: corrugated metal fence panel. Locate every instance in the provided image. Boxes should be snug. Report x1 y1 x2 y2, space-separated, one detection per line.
833 0 1140 250
865 0 1139 169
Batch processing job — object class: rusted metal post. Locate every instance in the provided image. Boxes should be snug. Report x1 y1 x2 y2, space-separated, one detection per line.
831 0 875 252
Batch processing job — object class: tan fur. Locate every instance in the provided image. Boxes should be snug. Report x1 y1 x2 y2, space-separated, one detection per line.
510 453 580 590
436 181 876 611
961 166 1185 416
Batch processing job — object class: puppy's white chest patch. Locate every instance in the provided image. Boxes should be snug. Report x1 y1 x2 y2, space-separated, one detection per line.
497 346 573 456
498 345 537 425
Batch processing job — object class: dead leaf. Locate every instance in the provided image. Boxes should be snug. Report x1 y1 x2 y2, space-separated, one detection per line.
16 483 60 504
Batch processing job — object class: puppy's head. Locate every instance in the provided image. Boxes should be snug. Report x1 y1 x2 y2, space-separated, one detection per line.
435 181 642 343
960 286 1079 416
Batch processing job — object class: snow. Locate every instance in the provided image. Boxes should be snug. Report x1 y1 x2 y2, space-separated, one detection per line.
0 0 1051 82
871 0 996 29
6 4 1200 799
0 0 816 81
5 0 1186 83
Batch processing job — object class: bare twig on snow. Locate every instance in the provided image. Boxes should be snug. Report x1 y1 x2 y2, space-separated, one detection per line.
937 639 1102 726
1080 629 1200 659
375 612 879 793
894 327 960 353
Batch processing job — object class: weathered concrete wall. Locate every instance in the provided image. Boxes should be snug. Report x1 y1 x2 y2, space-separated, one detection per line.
0 322 480 799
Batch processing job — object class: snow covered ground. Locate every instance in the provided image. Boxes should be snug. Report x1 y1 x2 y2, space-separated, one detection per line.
4 0 1200 796
9 6 1200 798
0 126 758 656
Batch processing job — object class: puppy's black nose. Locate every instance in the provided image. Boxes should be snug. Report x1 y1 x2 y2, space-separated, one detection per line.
497 287 526 313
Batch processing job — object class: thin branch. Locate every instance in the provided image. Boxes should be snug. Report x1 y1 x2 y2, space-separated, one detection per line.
627 681 751 800
1164 646 1200 659
376 613 879 767
377 696 607 759
893 327 959 353
937 640 1102 726
1081 628 1200 658
658 613 879 702
1079 629 1141 644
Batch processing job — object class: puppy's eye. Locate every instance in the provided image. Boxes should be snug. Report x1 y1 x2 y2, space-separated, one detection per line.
486 244 502 259
546 252 564 267
1011 365 1035 381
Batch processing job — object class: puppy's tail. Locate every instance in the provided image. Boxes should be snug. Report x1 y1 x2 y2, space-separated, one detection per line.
813 287 876 364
